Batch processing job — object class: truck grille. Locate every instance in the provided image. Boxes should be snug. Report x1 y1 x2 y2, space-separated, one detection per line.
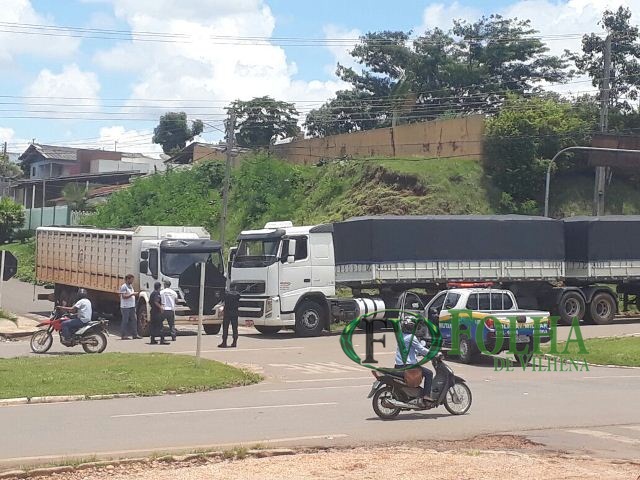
239 299 264 318
231 281 265 294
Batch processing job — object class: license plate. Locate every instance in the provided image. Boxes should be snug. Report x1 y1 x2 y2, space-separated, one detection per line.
245 320 254 327
516 335 530 343
367 381 381 398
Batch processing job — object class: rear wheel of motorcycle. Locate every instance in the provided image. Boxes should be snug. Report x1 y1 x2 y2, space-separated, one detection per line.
82 332 107 354
30 330 53 354
444 382 472 415
372 386 401 420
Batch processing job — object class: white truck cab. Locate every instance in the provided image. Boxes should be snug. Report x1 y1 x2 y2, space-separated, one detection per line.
230 221 336 336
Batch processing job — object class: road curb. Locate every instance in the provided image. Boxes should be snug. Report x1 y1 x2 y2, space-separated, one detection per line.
0 393 139 407
0 448 298 479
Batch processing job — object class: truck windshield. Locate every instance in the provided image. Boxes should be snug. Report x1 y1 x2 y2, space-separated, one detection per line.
233 238 281 268
161 250 223 277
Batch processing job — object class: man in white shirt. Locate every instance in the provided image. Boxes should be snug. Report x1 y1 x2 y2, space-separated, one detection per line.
160 280 178 341
58 288 93 341
119 274 140 340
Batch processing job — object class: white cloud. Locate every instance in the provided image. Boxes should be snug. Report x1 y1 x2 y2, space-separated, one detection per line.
0 128 15 143
91 0 345 127
323 24 362 77
0 0 80 67
87 126 165 157
418 1 482 32
24 64 101 115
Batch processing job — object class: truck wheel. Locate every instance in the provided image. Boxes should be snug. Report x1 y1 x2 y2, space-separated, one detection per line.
458 336 479 364
558 292 585 326
137 302 150 337
295 300 325 337
585 292 616 325
203 324 221 335
255 326 282 335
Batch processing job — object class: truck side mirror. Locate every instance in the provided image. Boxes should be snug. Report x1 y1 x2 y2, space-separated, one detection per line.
141 250 149 260
139 260 148 274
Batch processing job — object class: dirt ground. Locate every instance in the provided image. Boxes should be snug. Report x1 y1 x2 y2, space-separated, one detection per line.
17 437 639 480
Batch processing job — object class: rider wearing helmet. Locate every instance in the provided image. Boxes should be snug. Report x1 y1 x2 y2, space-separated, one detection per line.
395 317 435 403
57 288 93 342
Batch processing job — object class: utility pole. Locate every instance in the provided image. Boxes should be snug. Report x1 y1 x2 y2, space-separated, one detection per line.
594 34 612 216
2 142 6 158
219 109 236 250
114 140 118 152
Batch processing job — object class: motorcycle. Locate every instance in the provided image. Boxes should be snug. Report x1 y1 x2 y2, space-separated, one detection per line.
368 353 472 419
30 309 109 354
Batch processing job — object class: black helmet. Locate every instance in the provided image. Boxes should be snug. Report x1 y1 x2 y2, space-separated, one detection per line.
77 288 88 299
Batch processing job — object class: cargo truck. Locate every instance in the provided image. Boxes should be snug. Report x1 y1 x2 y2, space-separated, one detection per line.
229 216 640 337
36 226 227 336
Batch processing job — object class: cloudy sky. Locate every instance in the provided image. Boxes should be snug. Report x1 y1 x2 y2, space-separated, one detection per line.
0 0 637 157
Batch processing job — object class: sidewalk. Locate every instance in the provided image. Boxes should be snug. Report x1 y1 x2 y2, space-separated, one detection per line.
0 317 40 339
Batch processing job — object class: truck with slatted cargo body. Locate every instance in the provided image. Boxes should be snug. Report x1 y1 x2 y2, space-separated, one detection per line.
35 226 227 336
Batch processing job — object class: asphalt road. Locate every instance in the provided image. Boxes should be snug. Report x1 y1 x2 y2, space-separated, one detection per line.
1 282 639 468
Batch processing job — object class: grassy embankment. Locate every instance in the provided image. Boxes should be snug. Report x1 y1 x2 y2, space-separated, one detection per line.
0 353 262 399
546 336 640 367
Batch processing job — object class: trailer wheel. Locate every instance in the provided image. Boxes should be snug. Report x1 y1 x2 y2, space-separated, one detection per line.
558 292 585 326
295 300 325 337
585 292 616 325
137 301 150 337
203 324 221 335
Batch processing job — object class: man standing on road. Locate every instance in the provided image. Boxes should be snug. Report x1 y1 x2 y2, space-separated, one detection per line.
119 274 140 340
149 281 168 345
160 280 178 341
58 288 92 342
218 288 241 348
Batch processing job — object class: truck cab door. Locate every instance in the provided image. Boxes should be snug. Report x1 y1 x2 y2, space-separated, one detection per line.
139 248 158 291
279 235 311 312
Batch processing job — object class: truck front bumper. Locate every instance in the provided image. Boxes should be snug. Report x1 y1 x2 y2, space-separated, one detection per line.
485 333 551 353
238 296 295 327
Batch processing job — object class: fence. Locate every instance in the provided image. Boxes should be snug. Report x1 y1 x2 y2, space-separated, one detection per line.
23 206 91 230
270 115 486 165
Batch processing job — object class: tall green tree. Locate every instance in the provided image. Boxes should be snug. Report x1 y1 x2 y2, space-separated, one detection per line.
152 112 204 154
61 183 90 210
230 97 300 149
569 7 640 113
0 154 22 178
305 15 569 136
0 198 25 242
485 96 592 214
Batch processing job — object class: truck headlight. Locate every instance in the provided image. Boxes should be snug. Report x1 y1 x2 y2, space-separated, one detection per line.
265 297 273 318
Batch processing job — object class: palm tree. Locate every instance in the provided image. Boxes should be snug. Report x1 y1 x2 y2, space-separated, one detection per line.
61 183 89 210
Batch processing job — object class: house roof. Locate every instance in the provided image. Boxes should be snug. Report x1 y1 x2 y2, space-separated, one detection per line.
19 144 79 163
10 171 144 188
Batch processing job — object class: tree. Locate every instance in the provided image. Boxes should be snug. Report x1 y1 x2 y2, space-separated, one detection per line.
0 154 22 178
62 183 90 210
306 15 569 136
485 96 592 213
0 197 25 242
230 97 300 149
569 7 640 113
152 112 204 154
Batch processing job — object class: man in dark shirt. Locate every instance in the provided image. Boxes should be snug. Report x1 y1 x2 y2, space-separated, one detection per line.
218 288 241 348
149 282 168 345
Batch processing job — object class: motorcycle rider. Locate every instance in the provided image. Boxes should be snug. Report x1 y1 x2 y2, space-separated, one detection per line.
57 288 93 342
395 317 435 404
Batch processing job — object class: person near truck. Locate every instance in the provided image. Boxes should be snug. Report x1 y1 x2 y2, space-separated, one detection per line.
218 288 241 348
149 281 168 345
58 288 92 342
395 318 435 404
119 274 140 340
160 280 178 341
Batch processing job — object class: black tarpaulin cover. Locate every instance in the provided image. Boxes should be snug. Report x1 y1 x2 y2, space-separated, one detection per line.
329 215 565 265
564 216 640 261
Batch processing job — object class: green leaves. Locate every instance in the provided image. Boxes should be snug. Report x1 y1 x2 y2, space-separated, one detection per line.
230 97 300 149
0 198 25 243
152 112 204 155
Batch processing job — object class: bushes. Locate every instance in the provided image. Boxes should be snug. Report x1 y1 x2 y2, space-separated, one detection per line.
484 96 592 213
0 198 25 243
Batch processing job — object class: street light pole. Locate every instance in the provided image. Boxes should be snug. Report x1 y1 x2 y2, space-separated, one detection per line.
544 146 640 217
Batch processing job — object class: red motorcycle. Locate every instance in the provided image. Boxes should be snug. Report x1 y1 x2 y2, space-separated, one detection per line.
30 309 109 354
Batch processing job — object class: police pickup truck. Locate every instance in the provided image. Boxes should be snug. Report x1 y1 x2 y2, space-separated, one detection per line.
399 288 551 364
